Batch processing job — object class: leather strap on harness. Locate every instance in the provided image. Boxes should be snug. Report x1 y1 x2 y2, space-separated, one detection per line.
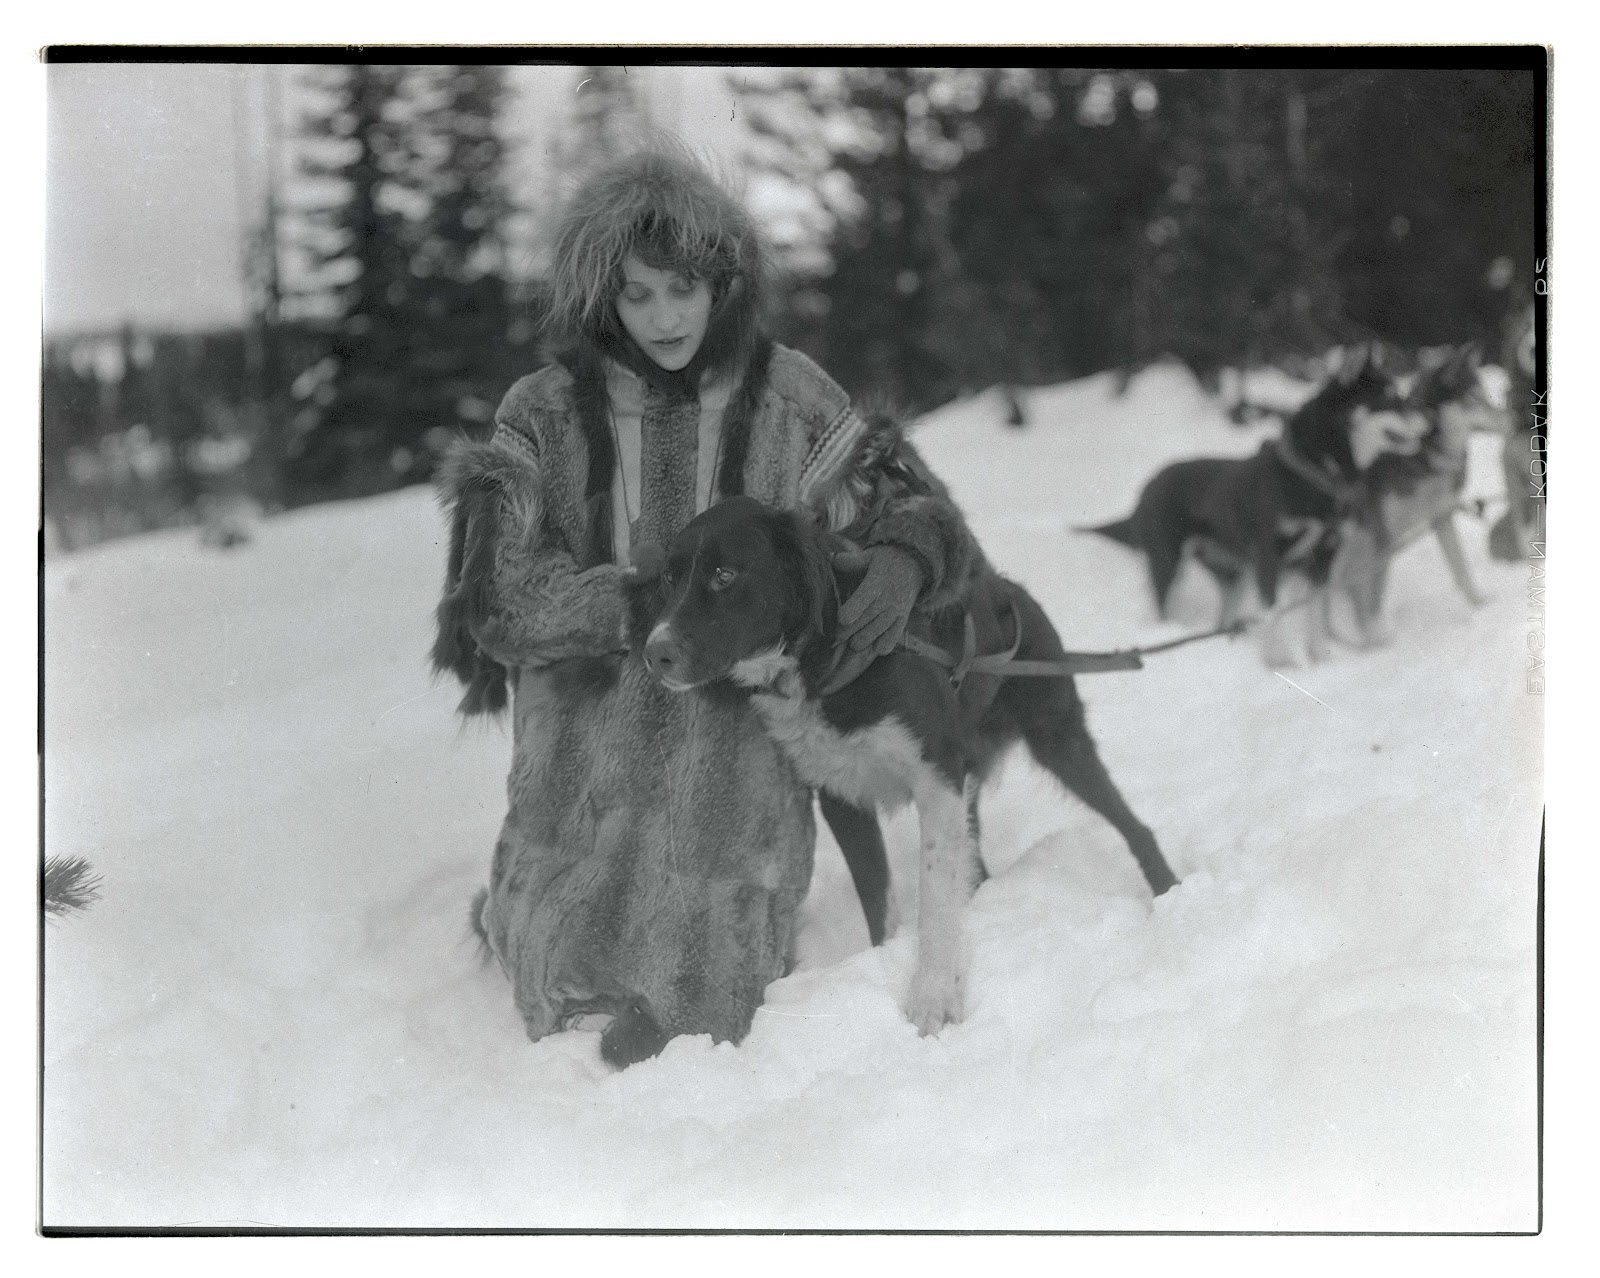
1271 435 1360 513
830 595 1245 694
812 531 1245 696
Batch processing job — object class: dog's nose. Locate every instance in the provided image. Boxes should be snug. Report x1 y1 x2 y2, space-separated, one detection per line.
643 631 686 682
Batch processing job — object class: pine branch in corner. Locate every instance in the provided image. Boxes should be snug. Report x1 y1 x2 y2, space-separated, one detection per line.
44 856 102 917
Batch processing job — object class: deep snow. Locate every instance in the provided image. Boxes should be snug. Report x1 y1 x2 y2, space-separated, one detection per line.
41 364 1541 1230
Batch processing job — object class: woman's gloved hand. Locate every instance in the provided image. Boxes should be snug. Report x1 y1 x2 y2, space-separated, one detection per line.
834 544 924 657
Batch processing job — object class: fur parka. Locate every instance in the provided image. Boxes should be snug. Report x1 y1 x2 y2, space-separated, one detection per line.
434 341 977 1052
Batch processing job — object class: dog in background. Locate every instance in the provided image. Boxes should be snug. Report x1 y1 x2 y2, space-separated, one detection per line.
1331 343 1494 647
626 495 1177 1037
1087 346 1429 666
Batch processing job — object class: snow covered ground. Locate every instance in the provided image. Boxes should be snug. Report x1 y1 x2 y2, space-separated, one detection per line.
41 364 1541 1231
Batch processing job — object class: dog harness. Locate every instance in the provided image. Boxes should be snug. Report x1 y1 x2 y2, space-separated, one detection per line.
817 592 1246 696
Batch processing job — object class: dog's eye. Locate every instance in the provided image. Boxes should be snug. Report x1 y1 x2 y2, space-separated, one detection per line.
710 567 737 591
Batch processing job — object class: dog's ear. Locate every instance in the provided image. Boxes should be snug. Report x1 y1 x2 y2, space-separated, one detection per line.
769 508 833 645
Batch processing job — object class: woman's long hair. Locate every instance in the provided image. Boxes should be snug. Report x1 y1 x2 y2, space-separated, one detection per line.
545 143 771 389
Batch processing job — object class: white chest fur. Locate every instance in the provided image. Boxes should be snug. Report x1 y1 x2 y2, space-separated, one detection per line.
738 658 926 812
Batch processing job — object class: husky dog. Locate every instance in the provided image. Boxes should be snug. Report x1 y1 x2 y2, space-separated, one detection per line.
1088 347 1429 666
1332 344 1495 646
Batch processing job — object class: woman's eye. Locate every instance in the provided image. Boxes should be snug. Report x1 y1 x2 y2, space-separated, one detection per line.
670 278 696 296
711 567 737 591
622 286 648 303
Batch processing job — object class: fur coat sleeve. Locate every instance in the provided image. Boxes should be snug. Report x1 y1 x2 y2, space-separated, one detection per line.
431 386 625 716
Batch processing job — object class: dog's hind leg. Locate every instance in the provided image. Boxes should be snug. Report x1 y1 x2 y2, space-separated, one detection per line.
905 775 978 1036
1306 586 1333 664
1148 538 1184 618
1433 512 1489 607
1215 571 1248 630
1022 705 1177 897
820 792 892 946
1001 590 1177 896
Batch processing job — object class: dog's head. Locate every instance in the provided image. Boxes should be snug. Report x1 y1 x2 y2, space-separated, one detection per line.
1298 344 1431 472
624 495 834 692
1402 342 1497 439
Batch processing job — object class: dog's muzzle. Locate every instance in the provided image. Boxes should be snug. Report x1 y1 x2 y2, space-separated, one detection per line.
643 624 695 691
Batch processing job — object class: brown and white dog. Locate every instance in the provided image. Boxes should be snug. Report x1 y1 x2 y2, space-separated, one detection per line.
625 496 1176 1037
1332 343 1497 647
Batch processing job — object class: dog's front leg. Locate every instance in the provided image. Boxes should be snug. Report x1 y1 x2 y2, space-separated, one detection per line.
1216 575 1247 630
905 775 976 1036
1306 585 1333 664
1260 594 1303 668
1433 513 1489 608
1333 522 1392 647
1357 550 1397 648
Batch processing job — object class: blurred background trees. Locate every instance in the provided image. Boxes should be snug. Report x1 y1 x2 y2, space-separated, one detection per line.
753 64 1539 415
284 63 532 500
43 61 1541 550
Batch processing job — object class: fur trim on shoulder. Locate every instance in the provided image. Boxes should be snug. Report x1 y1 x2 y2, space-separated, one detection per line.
812 408 911 533
832 409 980 610
432 437 546 716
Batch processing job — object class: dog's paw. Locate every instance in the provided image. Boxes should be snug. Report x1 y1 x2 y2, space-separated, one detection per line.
1263 643 1301 670
906 967 964 1037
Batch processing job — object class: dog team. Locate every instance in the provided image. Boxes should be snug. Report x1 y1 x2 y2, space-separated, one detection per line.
433 145 1528 1067
1088 339 1502 668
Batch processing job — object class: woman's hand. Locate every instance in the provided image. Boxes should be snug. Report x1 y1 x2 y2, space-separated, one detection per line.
834 544 924 657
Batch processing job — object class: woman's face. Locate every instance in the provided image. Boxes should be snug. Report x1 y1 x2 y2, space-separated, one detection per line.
615 254 714 371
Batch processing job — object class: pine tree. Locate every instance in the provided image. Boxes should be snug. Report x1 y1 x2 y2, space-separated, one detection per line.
285 64 426 499
937 69 1170 390
409 66 524 447
747 67 962 409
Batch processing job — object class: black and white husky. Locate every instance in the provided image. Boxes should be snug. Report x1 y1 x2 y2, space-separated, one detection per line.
625 496 1176 1036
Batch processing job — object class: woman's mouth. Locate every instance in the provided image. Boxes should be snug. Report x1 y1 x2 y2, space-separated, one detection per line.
653 336 685 349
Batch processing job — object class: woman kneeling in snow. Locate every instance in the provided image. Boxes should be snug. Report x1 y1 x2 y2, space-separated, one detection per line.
433 144 975 1066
